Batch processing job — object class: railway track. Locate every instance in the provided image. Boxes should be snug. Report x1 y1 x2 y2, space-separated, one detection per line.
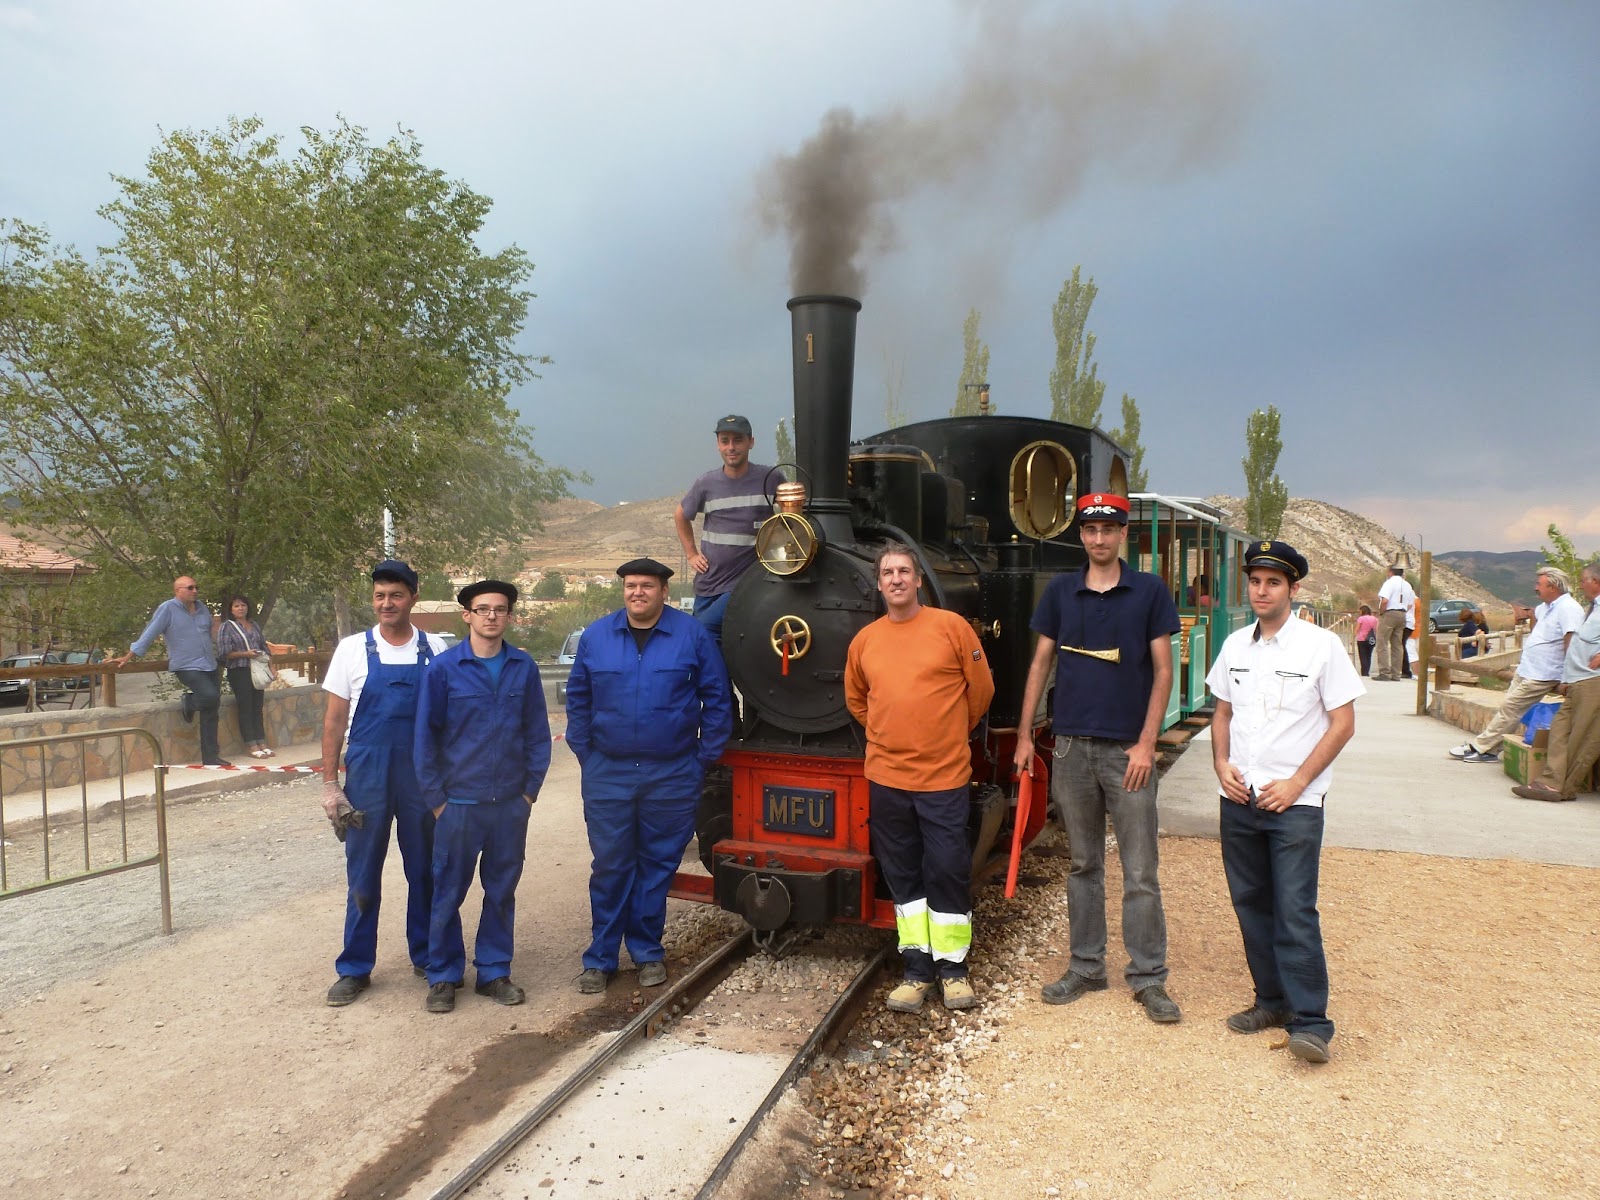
425 929 894 1200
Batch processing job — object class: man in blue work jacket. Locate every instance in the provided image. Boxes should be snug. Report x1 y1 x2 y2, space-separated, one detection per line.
414 579 551 1013
566 557 733 994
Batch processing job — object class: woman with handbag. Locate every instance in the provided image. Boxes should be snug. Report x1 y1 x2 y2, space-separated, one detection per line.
218 594 276 758
1354 603 1378 677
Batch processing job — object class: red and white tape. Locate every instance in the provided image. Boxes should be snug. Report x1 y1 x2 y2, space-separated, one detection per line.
161 762 323 774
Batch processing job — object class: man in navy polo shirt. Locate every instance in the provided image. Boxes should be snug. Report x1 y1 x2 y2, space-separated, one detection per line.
1013 492 1184 1024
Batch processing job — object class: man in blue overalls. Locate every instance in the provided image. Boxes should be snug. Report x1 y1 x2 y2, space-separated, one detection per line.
320 560 450 1006
565 557 733 994
414 579 552 1013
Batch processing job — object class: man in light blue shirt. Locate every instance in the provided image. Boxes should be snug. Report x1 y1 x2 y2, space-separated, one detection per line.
112 576 227 766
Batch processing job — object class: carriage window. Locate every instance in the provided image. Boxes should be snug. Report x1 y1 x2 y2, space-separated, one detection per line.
1008 441 1077 539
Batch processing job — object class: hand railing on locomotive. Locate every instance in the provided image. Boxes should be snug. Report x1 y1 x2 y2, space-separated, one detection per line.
0 653 333 710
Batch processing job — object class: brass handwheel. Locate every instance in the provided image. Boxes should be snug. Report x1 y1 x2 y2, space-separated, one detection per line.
769 615 813 661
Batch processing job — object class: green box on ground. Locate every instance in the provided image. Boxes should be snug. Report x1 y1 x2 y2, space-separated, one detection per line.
1501 734 1548 786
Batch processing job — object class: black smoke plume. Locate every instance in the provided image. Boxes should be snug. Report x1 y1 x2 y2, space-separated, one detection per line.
758 5 1251 296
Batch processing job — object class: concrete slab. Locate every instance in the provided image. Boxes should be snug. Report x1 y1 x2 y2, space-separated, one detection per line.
1156 679 1600 867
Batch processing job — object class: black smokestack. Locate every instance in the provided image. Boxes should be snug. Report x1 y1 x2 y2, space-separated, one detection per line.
758 7 1249 295
788 294 861 541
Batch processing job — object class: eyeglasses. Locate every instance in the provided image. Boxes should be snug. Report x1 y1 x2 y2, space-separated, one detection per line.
469 606 510 617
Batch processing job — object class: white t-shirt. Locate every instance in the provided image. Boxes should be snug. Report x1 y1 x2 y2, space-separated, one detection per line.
1206 616 1366 807
1518 593 1584 681
323 625 450 737
1377 574 1416 614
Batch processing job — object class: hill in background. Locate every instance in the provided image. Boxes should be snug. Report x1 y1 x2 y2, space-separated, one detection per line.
524 492 1523 615
1433 550 1544 606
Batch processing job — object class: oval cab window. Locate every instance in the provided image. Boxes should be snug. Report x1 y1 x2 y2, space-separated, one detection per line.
1008 441 1077 539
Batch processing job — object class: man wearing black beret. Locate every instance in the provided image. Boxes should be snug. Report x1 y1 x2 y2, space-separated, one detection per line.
565 557 733 993
413 579 551 1013
1205 540 1363 1064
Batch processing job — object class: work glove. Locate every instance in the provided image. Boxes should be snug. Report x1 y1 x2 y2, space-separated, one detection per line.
322 780 365 842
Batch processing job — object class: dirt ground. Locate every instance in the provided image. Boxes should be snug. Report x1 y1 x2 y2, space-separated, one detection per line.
2 759 1597 1200
899 837 1600 1200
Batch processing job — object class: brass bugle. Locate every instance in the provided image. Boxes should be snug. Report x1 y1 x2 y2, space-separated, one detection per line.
1060 645 1121 663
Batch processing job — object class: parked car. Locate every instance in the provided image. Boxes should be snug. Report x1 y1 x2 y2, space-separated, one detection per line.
556 628 585 665
555 627 584 707
48 648 105 697
1428 599 1475 634
0 651 58 706
435 631 461 650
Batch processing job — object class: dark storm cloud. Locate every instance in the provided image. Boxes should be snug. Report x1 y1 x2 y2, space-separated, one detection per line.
757 5 1250 296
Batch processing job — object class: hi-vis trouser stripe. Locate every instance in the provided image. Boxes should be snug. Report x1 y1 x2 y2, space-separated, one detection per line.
895 898 973 963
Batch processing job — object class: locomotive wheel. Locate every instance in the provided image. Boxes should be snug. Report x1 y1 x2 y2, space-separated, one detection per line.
694 765 734 874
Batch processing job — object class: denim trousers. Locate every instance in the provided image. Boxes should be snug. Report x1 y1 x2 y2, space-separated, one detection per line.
1219 798 1334 1043
1052 736 1169 989
692 592 731 647
173 667 222 763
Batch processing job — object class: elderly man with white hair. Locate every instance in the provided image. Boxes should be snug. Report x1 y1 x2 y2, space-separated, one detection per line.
1449 566 1585 764
1513 562 1600 800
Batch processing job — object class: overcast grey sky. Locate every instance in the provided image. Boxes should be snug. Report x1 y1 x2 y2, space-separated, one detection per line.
3 0 1595 553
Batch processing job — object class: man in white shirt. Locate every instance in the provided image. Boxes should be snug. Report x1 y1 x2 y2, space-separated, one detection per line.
1449 566 1584 765
1372 565 1416 682
1207 540 1363 1065
1512 562 1600 800
319 560 452 1006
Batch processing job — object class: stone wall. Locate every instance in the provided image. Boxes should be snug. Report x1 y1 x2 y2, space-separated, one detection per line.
1427 688 1498 735
0 685 325 794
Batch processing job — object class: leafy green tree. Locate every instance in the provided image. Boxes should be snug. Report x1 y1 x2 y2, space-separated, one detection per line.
1048 266 1105 427
0 117 574 634
1242 406 1289 538
532 570 567 599
1108 393 1149 491
1540 524 1598 584
951 308 990 416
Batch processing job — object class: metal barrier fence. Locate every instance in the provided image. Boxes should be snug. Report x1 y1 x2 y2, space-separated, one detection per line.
0 726 172 934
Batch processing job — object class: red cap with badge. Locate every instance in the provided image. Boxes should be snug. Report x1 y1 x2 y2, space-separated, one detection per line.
1076 493 1130 525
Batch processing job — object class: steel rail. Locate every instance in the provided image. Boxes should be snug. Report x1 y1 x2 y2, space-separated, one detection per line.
427 930 754 1200
694 939 896 1199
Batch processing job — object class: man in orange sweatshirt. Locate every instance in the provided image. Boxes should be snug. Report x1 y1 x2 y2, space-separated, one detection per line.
845 542 995 1012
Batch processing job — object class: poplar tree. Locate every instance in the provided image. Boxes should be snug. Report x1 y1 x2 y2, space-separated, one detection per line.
951 308 991 416
1108 394 1150 491
1242 406 1290 538
1048 266 1105 426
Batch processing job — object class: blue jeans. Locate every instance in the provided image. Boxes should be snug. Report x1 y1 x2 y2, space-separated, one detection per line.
1052 737 1168 990
173 668 222 763
1220 798 1333 1043
693 592 730 646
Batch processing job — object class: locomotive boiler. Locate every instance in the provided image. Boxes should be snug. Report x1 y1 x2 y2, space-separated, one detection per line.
669 294 1130 940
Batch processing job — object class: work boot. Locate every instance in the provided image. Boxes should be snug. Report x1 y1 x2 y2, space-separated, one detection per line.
325 975 370 1007
413 964 427 979
475 977 525 1006
1226 1004 1292 1034
1134 984 1182 1024
940 978 978 1010
637 961 667 988
1040 971 1107 1005
577 968 612 994
426 982 457 1013
1287 1031 1331 1063
885 980 934 1013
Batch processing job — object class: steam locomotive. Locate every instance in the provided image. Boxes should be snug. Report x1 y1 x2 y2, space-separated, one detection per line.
668 294 1135 942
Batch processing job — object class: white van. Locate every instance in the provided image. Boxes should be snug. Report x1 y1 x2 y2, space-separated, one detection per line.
557 628 584 665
